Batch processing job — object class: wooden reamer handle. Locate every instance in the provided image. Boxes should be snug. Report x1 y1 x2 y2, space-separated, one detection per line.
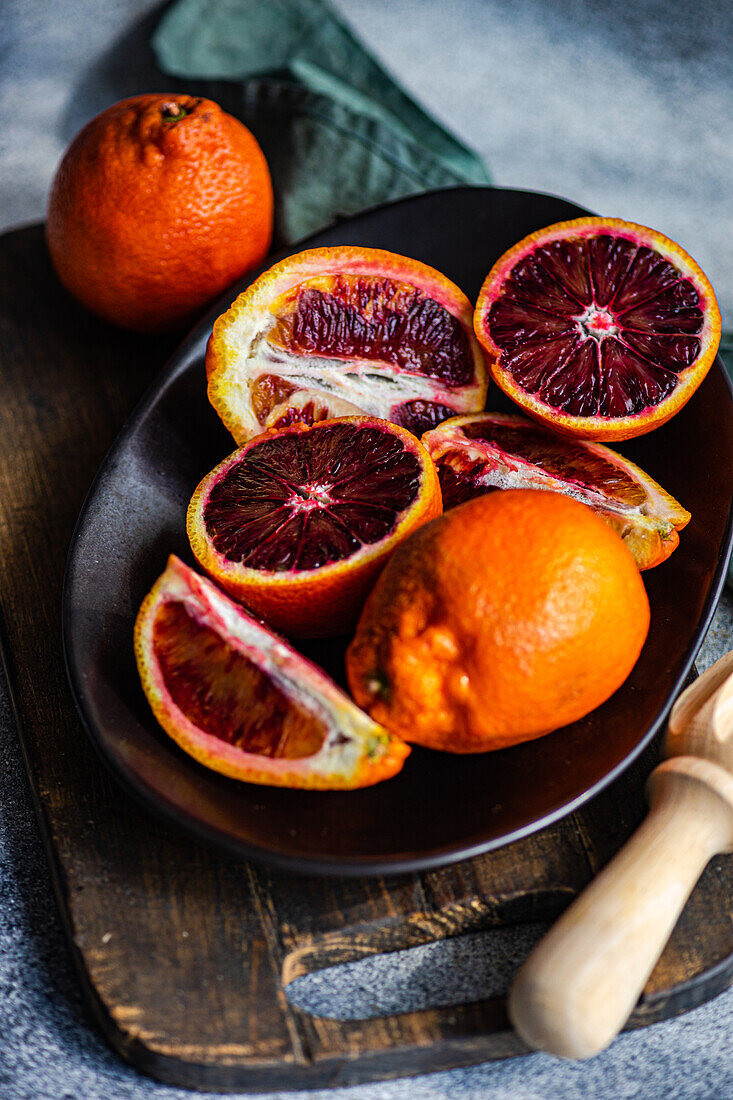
508 756 733 1059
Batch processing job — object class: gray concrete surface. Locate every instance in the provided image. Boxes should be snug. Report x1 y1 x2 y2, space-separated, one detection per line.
3 0 733 318
2 1 732 1097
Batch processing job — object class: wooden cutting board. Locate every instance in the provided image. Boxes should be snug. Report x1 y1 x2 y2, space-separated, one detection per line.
2 223 732 1092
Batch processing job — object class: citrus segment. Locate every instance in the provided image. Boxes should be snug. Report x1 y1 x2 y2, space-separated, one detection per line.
475 218 721 440
422 412 690 569
346 490 650 754
134 556 409 789
187 416 442 637
206 246 488 442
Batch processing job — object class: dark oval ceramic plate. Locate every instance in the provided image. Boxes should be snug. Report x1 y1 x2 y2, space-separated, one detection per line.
63 187 733 876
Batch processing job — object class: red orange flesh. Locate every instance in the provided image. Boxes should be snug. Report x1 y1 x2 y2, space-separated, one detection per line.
422 411 690 568
134 556 409 789
206 246 488 442
475 218 721 441
186 416 442 637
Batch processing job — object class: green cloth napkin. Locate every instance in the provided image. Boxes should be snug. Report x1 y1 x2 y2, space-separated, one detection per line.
152 0 490 246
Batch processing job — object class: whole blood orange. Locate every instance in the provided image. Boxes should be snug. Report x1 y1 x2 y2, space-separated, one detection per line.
346 489 650 753
135 556 409 789
206 246 488 441
186 416 442 638
46 94 273 333
422 411 690 569
474 218 721 441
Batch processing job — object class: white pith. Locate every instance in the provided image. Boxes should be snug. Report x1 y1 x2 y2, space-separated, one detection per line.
146 559 388 776
575 304 619 341
215 284 481 439
425 422 680 534
288 482 333 512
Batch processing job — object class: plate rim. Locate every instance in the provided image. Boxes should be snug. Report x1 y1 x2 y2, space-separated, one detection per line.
62 185 733 877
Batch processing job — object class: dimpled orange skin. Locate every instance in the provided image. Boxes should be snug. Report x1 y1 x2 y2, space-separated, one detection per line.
46 94 273 333
346 489 651 752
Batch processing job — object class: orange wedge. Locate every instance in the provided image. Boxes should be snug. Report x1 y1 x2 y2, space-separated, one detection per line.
422 411 690 569
134 556 409 789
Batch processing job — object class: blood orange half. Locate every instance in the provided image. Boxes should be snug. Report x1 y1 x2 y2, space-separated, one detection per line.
134 556 409 789
187 416 442 638
422 412 690 569
475 218 721 441
207 246 488 442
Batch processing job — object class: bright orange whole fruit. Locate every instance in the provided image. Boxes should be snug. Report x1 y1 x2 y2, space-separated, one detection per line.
346 489 650 753
46 94 273 333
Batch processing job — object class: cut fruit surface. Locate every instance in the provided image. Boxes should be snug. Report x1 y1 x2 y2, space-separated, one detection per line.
422 412 690 569
187 416 442 637
134 556 409 789
475 218 721 441
206 246 488 442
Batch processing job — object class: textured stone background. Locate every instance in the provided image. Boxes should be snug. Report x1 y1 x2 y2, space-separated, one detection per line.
1 1 732 1097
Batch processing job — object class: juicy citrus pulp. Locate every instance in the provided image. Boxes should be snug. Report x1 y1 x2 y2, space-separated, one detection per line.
422 412 690 568
134 556 409 789
347 490 650 753
206 246 488 442
187 416 442 637
475 218 721 440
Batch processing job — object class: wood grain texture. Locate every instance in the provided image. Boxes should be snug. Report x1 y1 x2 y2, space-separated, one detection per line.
1 224 732 1091
510 653 733 1058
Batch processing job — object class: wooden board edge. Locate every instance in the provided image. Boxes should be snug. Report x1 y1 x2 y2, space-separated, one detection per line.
4 602 733 1091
